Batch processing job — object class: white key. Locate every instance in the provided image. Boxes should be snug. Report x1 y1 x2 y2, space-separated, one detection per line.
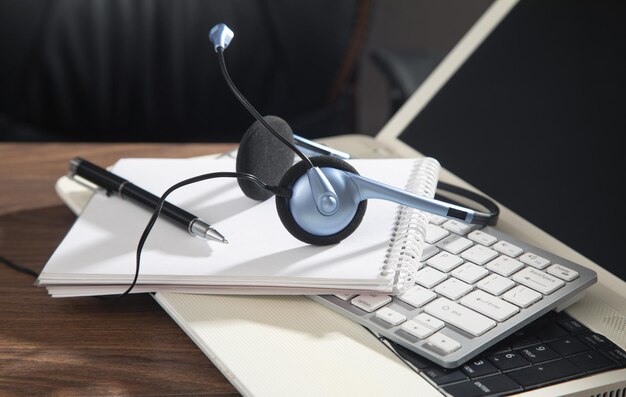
452 262 489 284
420 243 440 261
428 214 448 225
468 230 498 246
351 294 392 313
502 285 542 308
437 235 473 254
519 252 551 269
442 220 473 235
486 256 524 277
547 264 579 281
401 320 435 339
427 252 463 272
424 298 496 336
333 293 357 301
512 267 565 295
461 245 498 265
477 274 515 296
399 286 436 308
460 290 519 322
415 313 445 331
415 267 447 288
427 332 461 354
493 241 524 257
376 307 406 326
435 278 473 300
426 224 450 244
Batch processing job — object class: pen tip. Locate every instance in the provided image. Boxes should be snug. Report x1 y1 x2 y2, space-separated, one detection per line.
222 238 229 244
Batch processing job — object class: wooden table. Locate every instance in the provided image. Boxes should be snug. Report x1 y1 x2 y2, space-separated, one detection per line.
0 143 239 396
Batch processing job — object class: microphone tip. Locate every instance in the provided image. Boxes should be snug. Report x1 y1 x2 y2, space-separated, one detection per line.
209 23 234 52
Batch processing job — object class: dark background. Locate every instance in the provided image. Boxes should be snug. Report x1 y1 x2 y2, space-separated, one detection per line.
1 0 624 281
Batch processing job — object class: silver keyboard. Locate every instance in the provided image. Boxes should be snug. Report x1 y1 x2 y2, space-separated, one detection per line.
310 215 596 368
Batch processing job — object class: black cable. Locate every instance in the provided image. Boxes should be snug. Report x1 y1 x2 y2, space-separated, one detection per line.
0 255 39 278
216 47 314 168
108 171 291 300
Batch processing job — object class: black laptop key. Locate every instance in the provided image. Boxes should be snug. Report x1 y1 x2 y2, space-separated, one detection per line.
517 344 560 364
461 358 500 379
555 314 589 335
422 367 468 385
602 346 626 366
443 374 522 397
568 351 617 374
488 351 530 372
579 332 613 349
529 322 569 341
507 329 540 349
547 337 590 356
506 359 581 389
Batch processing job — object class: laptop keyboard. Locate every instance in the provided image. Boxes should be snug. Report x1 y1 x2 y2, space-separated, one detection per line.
386 311 626 396
310 215 597 368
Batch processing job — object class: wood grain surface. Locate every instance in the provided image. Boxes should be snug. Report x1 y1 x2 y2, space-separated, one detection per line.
0 143 239 396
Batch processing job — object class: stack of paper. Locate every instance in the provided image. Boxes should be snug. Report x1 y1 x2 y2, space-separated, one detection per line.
38 156 429 297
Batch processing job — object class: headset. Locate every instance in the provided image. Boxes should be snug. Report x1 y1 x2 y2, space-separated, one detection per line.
207 23 499 246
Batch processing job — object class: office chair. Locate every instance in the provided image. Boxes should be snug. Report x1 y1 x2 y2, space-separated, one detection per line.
0 0 373 142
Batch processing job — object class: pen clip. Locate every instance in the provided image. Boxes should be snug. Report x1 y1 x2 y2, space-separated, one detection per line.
66 172 110 196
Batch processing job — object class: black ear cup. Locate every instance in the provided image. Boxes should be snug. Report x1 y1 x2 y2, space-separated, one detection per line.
237 115 295 200
275 155 368 245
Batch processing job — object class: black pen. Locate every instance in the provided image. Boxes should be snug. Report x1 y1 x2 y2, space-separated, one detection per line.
68 157 228 244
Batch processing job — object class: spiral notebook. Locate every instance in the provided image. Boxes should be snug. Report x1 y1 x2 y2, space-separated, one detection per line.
38 156 440 297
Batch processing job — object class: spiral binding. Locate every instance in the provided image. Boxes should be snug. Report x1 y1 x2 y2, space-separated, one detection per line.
380 157 441 293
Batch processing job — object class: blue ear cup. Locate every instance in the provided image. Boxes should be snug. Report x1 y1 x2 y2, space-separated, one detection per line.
275 156 367 245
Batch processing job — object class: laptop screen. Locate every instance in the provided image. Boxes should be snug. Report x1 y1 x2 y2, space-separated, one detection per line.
395 0 626 280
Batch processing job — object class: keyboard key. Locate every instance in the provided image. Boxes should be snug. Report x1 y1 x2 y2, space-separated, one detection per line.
507 330 541 349
488 351 530 371
422 366 467 385
547 264 579 281
425 224 450 244
435 278 473 300
398 285 436 308
427 213 448 225
461 245 498 265
578 332 613 349
437 235 473 254
502 286 542 308
401 320 435 339
568 351 617 374
555 314 589 334
493 241 523 257
350 294 392 313
602 346 626 365
486 256 524 277
506 359 581 389
415 266 447 288
519 252 550 269
415 313 445 331
427 252 463 272
427 332 462 354
375 307 406 326
333 293 357 301
420 243 440 260
477 274 515 296
452 262 489 284
467 230 498 246
547 337 590 356
529 322 569 341
460 290 519 322
517 344 560 364
424 298 496 336
461 358 500 378
513 267 565 295
443 374 522 397
442 219 474 235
